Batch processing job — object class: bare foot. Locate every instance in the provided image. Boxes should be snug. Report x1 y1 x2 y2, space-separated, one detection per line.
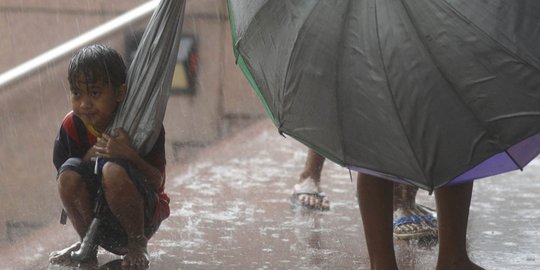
290 177 330 210
49 242 91 265
122 237 150 269
436 259 485 270
49 242 98 266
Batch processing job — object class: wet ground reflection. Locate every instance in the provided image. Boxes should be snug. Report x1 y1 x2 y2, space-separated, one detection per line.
1 119 539 269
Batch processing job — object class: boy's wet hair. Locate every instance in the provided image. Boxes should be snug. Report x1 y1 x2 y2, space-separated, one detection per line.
68 44 127 92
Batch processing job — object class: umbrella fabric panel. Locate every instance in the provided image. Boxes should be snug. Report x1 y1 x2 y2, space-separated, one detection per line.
451 132 540 186
397 0 540 184
447 0 540 70
228 0 316 117
345 0 540 187
507 133 540 167
336 0 498 187
341 0 478 187
229 0 319 122
229 1 346 162
279 1 350 166
230 1 427 180
229 0 540 190
227 0 267 40
401 0 540 137
108 0 186 156
335 0 433 186
359 0 540 186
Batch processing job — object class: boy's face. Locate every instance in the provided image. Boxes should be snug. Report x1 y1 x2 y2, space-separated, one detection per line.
70 75 126 132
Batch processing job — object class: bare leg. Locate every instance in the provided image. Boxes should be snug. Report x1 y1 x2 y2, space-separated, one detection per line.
435 182 483 270
292 149 329 210
357 173 398 270
102 163 149 268
299 148 325 185
49 170 96 264
393 183 418 210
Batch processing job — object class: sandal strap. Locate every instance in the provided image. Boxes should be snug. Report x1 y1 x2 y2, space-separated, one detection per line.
292 192 326 198
393 214 436 227
393 215 422 226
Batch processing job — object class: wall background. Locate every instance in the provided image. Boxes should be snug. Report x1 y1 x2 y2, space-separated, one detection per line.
0 0 264 241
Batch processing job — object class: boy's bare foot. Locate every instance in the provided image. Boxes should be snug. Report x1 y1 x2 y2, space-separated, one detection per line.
290 177 330 210
122 236 150 268
49 242 97 265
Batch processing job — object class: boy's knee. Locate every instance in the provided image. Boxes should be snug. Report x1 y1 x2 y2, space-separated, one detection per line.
102 162 132 190
102 162 128 178
57 170 84 194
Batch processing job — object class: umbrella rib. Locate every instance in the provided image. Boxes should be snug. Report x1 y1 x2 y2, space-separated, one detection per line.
374 0 430 186
505 150 523 171
334 0 355 166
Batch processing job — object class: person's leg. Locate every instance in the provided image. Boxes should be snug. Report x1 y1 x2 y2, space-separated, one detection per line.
58 170 94 238
435 182 483 270
49 170 96 264
357 173 398 270
291 149 330 210
102 162 149 268
393 183 437 239
299 148 325 183
393 183 417 211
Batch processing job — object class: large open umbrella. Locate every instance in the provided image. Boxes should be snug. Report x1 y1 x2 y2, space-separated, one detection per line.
227 0 540 191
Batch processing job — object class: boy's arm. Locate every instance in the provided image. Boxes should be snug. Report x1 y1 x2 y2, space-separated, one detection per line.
53 132 69 170
54 122 90 169
93 129 164 191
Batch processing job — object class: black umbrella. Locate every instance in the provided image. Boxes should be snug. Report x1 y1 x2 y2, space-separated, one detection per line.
227 0 540 191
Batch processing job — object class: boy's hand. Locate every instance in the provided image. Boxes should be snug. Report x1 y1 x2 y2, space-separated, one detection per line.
94 128 136 160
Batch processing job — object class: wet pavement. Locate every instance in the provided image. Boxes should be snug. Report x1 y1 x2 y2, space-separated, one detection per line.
1 119 539 269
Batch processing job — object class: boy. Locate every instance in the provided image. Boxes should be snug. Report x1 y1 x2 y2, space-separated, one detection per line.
49 44 169 268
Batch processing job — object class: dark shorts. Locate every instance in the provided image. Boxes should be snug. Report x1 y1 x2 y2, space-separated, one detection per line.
59 157 160 255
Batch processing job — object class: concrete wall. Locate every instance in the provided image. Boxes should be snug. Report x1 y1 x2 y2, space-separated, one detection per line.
0 0 264 241
0 0 148 73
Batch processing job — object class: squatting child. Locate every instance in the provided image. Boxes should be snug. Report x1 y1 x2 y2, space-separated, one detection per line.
49 44 169 268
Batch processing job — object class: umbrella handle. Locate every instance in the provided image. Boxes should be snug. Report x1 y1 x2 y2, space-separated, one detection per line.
70 216 101 262
71 157 104 262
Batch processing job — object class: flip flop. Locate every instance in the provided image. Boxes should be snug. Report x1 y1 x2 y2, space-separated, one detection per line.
393 205 438 240
289 191 330 211
289 176 330 211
